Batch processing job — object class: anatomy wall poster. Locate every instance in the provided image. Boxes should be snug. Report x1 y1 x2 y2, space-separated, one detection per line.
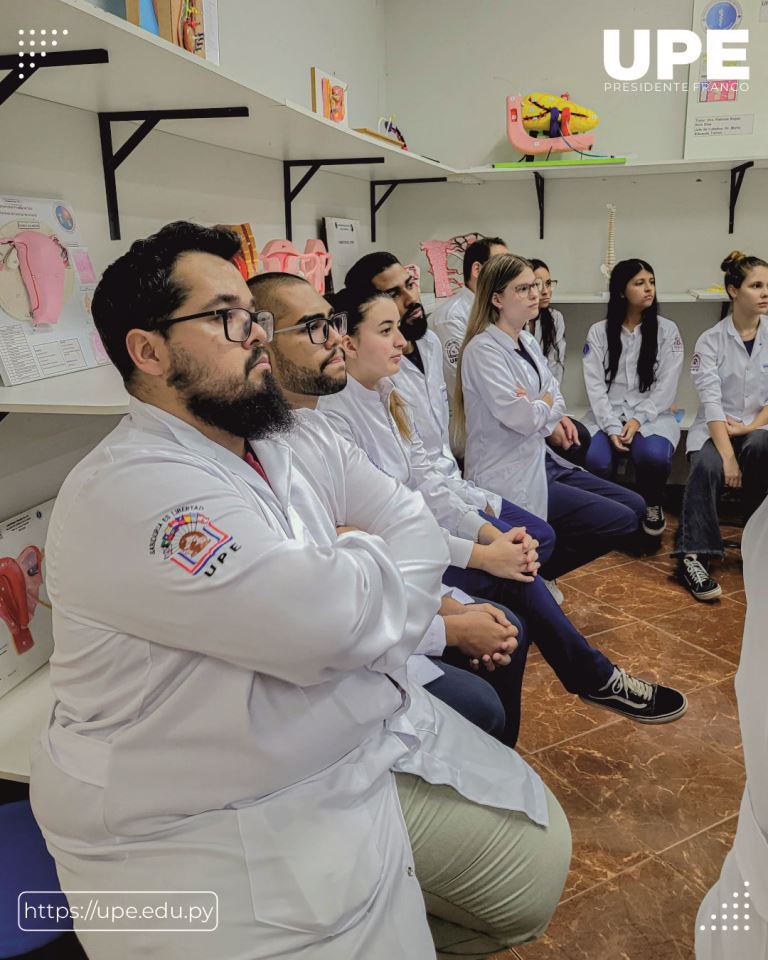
0 499 55 700
0 196 109 386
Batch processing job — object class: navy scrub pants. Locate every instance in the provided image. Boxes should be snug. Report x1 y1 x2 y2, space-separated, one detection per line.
585 430 675 508
540 452 645 581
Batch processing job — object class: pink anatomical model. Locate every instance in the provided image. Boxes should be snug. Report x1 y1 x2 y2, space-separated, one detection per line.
0 558 32 655
0 232 69 325
420 233 484 298
303 240 333 294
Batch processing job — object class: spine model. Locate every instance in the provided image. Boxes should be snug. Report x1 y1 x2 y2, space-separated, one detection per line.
600 203 616 287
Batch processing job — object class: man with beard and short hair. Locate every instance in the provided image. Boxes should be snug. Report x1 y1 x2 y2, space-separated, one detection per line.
30 223 570 960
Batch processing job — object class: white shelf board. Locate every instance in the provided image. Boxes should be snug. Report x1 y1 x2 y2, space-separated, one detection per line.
0 665 54 783
4 0 457 182
554 292 727 304
0 364 129 415
459 157 768 182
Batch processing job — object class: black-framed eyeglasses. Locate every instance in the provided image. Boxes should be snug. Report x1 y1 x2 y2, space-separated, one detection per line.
273 312 348 345
154 307 274 343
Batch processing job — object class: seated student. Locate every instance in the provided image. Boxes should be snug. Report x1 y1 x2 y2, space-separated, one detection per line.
344 250 559 596
528 257 591 466
673 250 768 600
581 258 684 537
31 223 571 960
456 253 647 582
296 276 686 727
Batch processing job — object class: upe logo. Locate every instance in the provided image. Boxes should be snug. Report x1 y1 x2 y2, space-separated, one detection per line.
603 29 749 81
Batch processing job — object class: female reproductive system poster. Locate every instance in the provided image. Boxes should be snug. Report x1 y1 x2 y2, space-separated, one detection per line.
0 195 110 386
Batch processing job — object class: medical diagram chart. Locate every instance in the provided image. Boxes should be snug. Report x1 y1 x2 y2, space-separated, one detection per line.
0 196 110 386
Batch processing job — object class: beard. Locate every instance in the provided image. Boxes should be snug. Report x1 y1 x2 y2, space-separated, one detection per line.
269 345 347 398
166 344 295 440
402 303 429 342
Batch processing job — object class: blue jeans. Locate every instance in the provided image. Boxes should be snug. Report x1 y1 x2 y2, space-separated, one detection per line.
674 432 768 558
424 660 507 739
540 453 645 580
586 430 674 507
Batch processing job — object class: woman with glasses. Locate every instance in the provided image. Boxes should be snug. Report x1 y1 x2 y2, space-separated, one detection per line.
581 259 684 538
528 258 591 466
455 253 646 581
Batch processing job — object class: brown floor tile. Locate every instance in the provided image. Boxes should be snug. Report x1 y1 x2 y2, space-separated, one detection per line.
563 561 686 619
528 756 648 900
681 678 742 764
729 590 746 605
651 599 746 666
516 661 621 755
558 582 637 637
513 856 703 959
536 719 744 853
595 621 736 694
558 552 635 584
658 816 738 895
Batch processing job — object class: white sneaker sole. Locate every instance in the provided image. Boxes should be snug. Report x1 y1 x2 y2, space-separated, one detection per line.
689 583 722 601
642 520 667 536
579 694 688 724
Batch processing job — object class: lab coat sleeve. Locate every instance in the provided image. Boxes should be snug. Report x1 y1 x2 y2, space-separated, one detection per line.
582 324 623 436
433 303 468 401
407 415 487 541
413 615 447 658
50 450 448 688
535 340 568 432
632 321 684 428
691 330 726 424
463 340 557 437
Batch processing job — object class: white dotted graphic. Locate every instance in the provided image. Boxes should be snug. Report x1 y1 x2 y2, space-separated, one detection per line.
700 882 753 934
15 26 68 79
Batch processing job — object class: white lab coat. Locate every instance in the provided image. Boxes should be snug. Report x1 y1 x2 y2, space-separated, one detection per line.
317 373 490 570
581 316 684 447
687 314 768 454
393 329 503 516
695 496 768 959
530 308 567 387
30 399 547 960
460 324 566 520
429 286 474 405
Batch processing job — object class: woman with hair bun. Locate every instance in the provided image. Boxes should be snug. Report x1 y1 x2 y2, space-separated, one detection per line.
673 250 768 600
581 258 684 537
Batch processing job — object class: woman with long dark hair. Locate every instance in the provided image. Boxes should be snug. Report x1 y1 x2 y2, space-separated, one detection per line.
673 250 768 601
582 259 684 537
528 258 591 465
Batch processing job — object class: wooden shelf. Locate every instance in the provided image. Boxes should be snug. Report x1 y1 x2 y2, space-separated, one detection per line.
0 665 54 783
0 364 129 415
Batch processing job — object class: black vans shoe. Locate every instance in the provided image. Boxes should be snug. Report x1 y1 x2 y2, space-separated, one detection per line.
678 556 722 601
642 505 666 536
580 668 688 723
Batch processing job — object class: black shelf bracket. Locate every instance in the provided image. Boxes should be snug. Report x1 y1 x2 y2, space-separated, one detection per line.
0 49 109 108
729 161 754 234
99 107 249 240
534 172 545 239
283 158 385 240
370 177 447 242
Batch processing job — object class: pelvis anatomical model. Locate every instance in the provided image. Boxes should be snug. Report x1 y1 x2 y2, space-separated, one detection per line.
0 546 43 655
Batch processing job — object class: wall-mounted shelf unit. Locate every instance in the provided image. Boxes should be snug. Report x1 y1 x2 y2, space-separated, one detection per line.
0 365 129 416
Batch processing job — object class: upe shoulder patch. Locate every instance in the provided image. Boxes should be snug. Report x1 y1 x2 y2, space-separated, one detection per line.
149 505 233 575
691 352 702 373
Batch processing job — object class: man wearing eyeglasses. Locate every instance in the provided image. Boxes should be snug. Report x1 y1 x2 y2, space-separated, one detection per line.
30 222 569 960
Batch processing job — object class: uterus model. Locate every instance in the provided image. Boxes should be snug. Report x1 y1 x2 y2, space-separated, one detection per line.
259 239 333 295
0 546 43 655
600 203 617 288
0 231 69 326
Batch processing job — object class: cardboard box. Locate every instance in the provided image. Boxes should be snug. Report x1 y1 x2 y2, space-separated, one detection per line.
0 500 55 700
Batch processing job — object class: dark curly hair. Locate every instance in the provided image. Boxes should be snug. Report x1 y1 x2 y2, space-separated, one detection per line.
92 221 241 385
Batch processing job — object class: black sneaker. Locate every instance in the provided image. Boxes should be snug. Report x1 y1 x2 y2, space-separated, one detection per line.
678 556 722 601
642 505 666 536
580 667 688 723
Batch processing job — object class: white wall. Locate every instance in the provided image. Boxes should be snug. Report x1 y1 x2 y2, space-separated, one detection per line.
383 0 696 167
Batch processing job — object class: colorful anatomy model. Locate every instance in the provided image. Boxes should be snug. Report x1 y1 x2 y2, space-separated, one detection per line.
420 233 485 299
173 1 205 55
0 232 69 326
0 546 43 655
378 115 408 151
323 78 346 123
259 239 333 295
507 93 599 156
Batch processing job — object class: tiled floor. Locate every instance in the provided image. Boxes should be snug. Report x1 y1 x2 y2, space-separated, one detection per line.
491 516 747 960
